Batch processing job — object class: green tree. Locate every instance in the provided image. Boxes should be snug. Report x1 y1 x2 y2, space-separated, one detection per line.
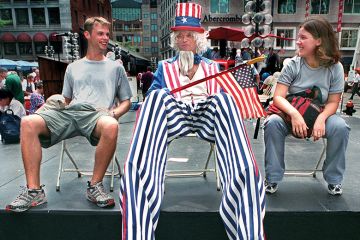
0 20 12 28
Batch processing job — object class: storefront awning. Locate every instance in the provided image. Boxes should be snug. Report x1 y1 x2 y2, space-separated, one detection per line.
49 32 61 42
1 32 16 42
33 32 48 42
17 32 32 42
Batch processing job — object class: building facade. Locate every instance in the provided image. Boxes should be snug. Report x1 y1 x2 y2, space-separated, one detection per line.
158 0 360 71
0 0 111 61
112 0 161 63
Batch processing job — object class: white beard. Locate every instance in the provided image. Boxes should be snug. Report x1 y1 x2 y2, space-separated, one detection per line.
178 51 194 76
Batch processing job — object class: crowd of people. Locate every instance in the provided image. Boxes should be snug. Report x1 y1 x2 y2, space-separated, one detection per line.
0 67 44 118
0 3 352 240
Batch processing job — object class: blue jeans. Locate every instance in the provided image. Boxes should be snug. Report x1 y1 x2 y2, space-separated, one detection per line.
264 114 350 185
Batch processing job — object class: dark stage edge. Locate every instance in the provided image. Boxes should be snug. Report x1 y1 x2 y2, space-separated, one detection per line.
0 112 360 240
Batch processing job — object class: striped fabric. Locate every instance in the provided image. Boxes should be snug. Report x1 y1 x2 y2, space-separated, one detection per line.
176 2 202 19
120 89 266 240
162 60 221 100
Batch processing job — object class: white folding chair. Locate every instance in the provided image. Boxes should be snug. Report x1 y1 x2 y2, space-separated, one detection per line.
284 138 326 178
165 134 221 191
56 140 122 192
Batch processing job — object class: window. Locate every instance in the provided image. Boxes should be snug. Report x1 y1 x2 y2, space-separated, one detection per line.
145 48 150 52
340 29 358 49
151 24 157 31
151 36 158 42
151 47 158 53
133 36 141 43
116 36 123 42
310 0 329 14
114 23 123 31
48 7 60 25
113 8 141 21
15 8 29 25
150 13 157 19
19 42 32 55
144 25 149 30
144 37 150 41
344 0 360 14
210 0 229 13
0 9 12 21
35 42 47 54
143 13 149 18
4 43 16 55
124 24 129 31
274 27 296 50
32 8 45 25
278 0 296 14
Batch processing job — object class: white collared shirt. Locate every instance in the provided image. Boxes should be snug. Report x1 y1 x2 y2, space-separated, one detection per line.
179 65 208 103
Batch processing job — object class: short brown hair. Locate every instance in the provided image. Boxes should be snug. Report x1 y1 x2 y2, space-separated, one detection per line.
84 17 111 33
300 16 340 67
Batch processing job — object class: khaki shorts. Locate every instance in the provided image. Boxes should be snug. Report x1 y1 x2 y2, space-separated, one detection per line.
37 103 110 148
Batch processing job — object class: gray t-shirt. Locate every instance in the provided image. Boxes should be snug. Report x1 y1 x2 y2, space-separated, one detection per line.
62 58 132 109
278 56 344 104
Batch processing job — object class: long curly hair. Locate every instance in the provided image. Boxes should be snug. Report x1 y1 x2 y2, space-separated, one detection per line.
299 16 340 67
170 31 209 54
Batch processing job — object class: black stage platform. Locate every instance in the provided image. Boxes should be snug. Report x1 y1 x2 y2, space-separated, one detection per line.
0 112 359 240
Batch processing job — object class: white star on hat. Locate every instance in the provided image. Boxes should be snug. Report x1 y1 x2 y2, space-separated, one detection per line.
181 17 187 23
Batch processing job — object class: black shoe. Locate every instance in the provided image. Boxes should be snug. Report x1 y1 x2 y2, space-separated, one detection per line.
328 184 342 196
264 180 278 194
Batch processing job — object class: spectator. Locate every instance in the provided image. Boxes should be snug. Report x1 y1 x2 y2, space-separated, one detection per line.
29 81 45 114
210 47 220 59
349 68 360 100
0 67 7 89
22 73 36 97
33 68 41 83
241 47 251 60
136 72 143 90
140 66 154 99
265 47 280 74
0 88 26 118
4 71 24 104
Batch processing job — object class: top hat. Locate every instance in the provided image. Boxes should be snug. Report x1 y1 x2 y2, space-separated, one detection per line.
171 3 205 33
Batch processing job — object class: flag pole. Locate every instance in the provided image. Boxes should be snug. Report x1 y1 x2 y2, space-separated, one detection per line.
170 55 265 94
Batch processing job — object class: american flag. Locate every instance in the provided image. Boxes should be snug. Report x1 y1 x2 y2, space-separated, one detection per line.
215 65 266 119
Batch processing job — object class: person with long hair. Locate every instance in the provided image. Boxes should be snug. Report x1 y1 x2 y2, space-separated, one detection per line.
120 3 265 240
264 16 350 195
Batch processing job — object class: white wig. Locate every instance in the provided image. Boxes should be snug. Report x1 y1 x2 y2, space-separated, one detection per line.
170 31 209 54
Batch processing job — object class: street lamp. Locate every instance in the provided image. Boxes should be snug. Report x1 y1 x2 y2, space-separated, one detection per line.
241 0 273 49
63 32 80 62
44 45 55 59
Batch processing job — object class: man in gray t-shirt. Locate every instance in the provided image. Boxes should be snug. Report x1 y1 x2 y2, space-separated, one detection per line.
6 17 132 213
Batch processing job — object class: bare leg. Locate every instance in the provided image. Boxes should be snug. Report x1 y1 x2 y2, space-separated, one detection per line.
90 116 119 184
20 115 50 189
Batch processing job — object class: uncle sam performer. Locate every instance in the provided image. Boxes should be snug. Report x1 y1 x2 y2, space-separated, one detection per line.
120 3 265 240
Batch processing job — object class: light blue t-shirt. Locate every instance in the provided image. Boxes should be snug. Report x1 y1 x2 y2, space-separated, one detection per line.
278 56 344 104
62 58 132 109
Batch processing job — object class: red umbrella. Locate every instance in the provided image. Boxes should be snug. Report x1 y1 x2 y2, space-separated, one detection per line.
208 27 247 41
208 27 294 42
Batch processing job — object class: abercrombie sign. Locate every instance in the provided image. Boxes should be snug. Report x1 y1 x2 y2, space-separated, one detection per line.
202 14 242 23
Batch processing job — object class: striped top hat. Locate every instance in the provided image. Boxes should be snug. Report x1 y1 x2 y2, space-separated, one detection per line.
171 2 204 33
